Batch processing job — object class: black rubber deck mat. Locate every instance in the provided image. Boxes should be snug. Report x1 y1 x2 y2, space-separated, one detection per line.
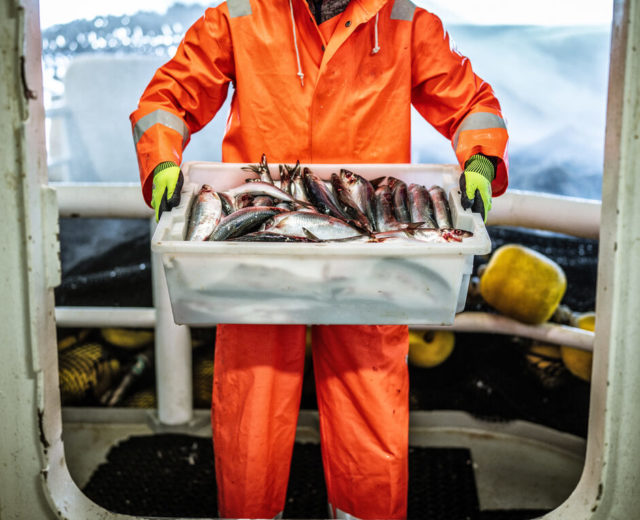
82 434 550 519
478 511 548 520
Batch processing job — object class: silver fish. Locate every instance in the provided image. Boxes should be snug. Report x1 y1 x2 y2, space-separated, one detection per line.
225 181 297 205
218 192 234 215
241 153 274 184
252 195 275 207
235 193 254 210
229 231 315 242
278 164 292 194
302 168 347 219
387 177 411 224
209 206 287 241
330 173 373 232
186 185 223 241
374 184 403 232
290 168 311 204
428 186 453 229
370 227 473 243
264 211 364 241
407 184 438 228
339 169 377 231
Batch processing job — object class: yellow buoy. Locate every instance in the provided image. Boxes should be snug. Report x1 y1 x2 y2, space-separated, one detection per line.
479 244 567 324
525 343 565 388
101 328 154 349
408 330 455 368
561 312 595 382
57 328 90 351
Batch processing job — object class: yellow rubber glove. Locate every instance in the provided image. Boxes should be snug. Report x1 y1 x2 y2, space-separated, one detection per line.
151 162 183 222
459 154 495 223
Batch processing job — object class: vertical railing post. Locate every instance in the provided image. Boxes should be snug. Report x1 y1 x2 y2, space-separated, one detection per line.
151 221 193 425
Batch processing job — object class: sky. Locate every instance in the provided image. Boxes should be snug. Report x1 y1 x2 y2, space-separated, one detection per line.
40 0 613 29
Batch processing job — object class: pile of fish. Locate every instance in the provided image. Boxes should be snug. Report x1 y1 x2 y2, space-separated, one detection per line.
185 155 473 244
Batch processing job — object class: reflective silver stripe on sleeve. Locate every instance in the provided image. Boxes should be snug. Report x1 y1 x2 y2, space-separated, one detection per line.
390 0 416 21
133 109 190 148
227 0 252 18
335 507 362 520
453 112 507 151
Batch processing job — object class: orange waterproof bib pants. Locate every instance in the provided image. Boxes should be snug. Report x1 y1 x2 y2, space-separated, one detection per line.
213 324 409 519
131 0 509 517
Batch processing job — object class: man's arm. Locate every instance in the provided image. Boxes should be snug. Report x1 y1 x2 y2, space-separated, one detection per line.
410 9 509 219
130 6 236 210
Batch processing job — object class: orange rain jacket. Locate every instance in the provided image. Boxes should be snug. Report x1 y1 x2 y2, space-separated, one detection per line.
131 0 509 205
131 1 509 518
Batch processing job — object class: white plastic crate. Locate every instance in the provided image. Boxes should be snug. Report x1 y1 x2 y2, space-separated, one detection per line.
151 162 492 325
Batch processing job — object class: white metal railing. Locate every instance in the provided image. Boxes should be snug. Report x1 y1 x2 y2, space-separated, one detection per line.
52 182 601 425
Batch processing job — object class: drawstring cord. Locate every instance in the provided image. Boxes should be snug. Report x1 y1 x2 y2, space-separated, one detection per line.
288 0 305 87
288 2 381 84
371 12 380 54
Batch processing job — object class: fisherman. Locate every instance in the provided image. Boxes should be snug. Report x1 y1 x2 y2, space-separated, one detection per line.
130 0 508 518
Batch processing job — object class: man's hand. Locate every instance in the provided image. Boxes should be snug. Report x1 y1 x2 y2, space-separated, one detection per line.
151 162 183 222
459 154 495 223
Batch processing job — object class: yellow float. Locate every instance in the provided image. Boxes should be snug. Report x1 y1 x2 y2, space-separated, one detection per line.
408 330 455 368
479 244 567 324
561 312 595 382
101 327 154 349
525 343 565 388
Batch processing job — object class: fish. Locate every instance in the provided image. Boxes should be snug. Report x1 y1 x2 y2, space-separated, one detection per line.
302 168 348 219
278 164 292 194
218 192 234 215
235 193 254 210
330 173 374 232
369 227 473 243
185 185 223 241
290 167 311 204
209 206 287 241
263 211 365 241
373 184 404 232
428 185 453 229
229 231 316 242
252 195 275 207
225 180 298 205
339 169 377 231
241 153 274 184
440 228 473 242
387 177 411 224
407 183 438 228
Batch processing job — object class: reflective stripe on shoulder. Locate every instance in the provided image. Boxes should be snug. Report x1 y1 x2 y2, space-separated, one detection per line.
453 112 507 151
390 0 416 21
133 109 190 148
227 0 252 18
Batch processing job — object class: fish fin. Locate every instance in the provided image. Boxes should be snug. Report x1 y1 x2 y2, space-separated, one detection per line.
301 227 322 242
369 176 387 189
343 218 370 236
286 160 301 175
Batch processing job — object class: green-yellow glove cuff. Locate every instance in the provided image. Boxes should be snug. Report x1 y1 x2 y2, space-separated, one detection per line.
151 162 182 221
463 170 492 215
460 155 495 223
